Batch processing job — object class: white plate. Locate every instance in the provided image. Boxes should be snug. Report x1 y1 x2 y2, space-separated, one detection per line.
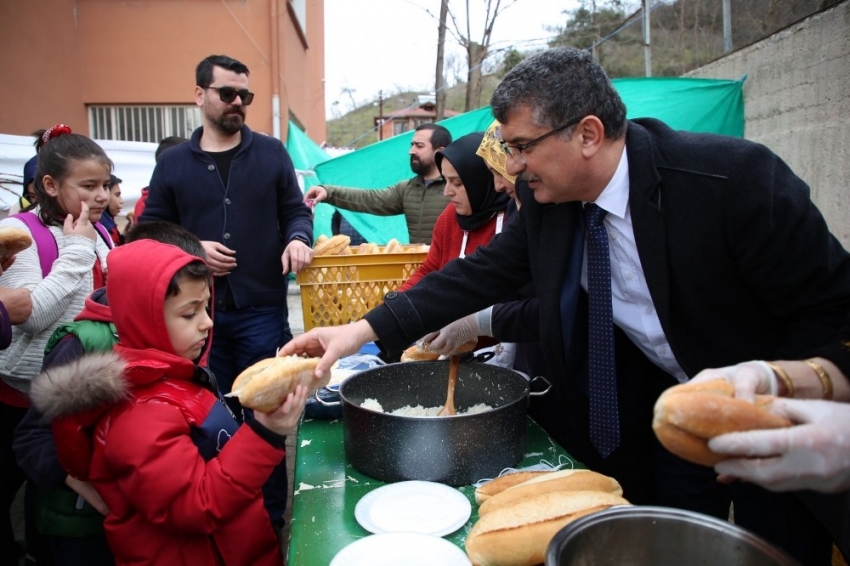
354 480 472 537
330 532 472 566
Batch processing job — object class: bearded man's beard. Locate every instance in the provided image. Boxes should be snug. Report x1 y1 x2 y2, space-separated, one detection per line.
211 111 245 135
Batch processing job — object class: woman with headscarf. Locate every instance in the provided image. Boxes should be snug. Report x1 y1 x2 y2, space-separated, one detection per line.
399 132 509 292
475 120 519 214
425 121 549 376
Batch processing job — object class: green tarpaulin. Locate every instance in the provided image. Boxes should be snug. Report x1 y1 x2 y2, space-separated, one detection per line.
292 77 745 244
286 120 331 190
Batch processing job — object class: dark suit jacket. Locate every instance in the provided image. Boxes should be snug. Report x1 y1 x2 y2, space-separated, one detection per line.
366 118 850 497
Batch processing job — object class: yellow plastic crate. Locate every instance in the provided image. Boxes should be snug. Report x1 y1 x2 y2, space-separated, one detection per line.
295 247 427 330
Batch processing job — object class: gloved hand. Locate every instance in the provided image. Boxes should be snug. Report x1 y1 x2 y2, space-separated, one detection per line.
423 314 481 356
688 361 777 402
709 398 850 493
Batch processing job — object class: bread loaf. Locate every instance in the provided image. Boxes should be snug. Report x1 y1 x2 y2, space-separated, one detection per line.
465 490 630 566
653 378 793 466
477 469 623 515
400 344 440 362
0 227 33 259
474 471 551 504
399 338 477 362
313 234 350 256
357 242 379 254
382 238 404 253
227 355 327 413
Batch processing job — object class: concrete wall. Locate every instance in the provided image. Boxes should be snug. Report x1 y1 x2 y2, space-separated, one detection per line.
686 1 850 247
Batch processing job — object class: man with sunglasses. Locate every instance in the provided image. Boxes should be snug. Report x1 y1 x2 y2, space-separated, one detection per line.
140 54 313 531
282 47 850 565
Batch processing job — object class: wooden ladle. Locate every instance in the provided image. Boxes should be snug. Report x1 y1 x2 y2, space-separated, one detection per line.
437 354 461 416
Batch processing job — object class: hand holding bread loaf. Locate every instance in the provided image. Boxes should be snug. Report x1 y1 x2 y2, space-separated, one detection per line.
0 227 33 261
227 355 327 413
653 378 794 466
400 338 477 362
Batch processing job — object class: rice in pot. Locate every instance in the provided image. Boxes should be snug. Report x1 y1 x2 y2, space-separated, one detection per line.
361 398 492 416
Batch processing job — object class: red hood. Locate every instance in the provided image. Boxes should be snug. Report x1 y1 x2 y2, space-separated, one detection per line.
107 240 203 355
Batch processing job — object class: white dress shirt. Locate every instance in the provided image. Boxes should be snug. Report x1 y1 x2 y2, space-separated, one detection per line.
580 148 689 382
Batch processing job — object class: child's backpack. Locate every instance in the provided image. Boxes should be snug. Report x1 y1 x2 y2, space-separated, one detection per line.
11 211 113 277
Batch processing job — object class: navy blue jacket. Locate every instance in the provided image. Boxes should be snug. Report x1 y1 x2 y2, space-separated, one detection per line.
364 118 850 498
141 126 313 308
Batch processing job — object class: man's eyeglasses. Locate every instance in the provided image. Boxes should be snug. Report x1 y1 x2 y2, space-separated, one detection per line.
206 86 255 106
499 116 584 157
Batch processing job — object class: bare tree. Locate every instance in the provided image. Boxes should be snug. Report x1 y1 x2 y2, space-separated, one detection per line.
435 0 450 121
340 87 358 113
424 0 519 112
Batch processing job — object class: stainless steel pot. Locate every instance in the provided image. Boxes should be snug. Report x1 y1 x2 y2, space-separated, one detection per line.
330 360 548 486
546 506 801 566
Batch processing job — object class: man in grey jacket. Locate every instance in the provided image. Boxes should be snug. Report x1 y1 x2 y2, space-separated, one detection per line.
304 123 451 244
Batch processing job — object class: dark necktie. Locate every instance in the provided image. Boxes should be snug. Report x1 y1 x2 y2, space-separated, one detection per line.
584 203 619 457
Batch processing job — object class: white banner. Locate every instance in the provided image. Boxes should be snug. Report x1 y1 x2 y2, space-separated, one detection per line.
0 133 157 217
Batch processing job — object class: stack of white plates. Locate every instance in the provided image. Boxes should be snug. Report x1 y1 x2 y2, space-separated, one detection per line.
331 481 473 566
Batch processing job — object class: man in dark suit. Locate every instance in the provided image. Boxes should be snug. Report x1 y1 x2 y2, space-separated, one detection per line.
283 47 850 565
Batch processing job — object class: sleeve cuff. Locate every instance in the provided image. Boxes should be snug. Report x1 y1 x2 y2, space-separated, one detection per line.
248 419 287 450
363 291 427 351
475 306 494 337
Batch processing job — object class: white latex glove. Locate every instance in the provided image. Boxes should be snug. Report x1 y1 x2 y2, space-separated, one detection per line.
710 398 850 493
688 361 777 402
423 313 481 356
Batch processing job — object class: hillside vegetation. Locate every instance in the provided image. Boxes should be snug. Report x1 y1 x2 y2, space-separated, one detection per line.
327 0 837 149
326 76 500 149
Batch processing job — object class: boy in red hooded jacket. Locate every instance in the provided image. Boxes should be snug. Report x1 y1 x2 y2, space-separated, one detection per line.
28 239 308 565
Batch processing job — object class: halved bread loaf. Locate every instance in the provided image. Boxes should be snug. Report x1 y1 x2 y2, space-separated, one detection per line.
465 490 630 566
477 469 623 515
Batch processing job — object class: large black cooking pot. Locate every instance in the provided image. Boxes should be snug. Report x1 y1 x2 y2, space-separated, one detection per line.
334 360 545 486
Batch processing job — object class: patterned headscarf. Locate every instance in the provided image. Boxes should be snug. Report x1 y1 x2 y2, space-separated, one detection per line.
475 120 516 184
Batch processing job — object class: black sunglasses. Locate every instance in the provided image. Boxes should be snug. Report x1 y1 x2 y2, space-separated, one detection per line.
206 86 255 106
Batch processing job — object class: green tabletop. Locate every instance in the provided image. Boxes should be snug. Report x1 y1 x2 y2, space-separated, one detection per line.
287 415 580 565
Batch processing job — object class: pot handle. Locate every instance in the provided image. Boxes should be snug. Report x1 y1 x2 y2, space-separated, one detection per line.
466 350 496 363
314 389 342 407
528 375 552 396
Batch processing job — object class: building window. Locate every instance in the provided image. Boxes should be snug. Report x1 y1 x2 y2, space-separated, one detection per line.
393 120 409 136
88 105 202 142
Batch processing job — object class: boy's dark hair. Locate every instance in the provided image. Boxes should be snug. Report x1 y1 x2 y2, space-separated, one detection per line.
155 136 188 163
125 221 206 260
34 133 113 226
165 261 211 298
415 123 452 150
196 55 250 88
109 174 122 189
31 129 47 152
